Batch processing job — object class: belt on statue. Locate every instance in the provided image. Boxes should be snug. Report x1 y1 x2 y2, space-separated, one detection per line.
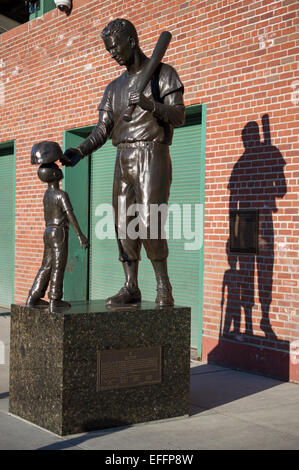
117 141 167 150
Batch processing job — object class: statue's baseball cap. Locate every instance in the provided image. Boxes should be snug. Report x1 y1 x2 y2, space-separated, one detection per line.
31 141 64 165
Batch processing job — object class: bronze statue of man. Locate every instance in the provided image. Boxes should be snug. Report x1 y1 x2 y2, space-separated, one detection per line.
62 19 185 306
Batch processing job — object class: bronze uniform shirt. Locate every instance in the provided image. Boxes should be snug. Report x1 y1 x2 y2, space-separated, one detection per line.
98 63 184 147
43 189 73 228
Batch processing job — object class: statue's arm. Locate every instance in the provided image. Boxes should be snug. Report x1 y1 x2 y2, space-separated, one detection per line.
77 110 113 157
62 110 113 167
152 90 185 127
128 63 185 128
59 191 89 248
62 81 114 167
128 89 185 127
66 210 89 249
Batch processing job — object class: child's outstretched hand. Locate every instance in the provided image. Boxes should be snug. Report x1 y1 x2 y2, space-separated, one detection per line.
78 234 89 249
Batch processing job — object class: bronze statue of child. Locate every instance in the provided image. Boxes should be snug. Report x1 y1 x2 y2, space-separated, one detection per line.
27 141 89 311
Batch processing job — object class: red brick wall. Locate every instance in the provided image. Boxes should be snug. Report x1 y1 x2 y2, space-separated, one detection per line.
0 0 298 381
197 0 299 383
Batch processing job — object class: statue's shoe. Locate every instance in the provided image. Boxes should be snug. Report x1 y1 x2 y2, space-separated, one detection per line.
106 285 141 306
49 299 71 311
155 283 174 307
26 296 49 308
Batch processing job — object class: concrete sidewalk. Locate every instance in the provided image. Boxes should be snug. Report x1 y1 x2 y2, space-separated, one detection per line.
0 310 299 450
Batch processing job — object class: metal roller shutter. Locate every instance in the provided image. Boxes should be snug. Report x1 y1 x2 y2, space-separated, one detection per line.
89 139 121 299
0 145 15 307
63 132 89 302
138 118 204 347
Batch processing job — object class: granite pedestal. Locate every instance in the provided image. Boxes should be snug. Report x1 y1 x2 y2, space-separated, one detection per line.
9 300 191 436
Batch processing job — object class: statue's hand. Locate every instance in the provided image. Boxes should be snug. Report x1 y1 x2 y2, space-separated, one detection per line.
128 91 154 112
60 148 82 167
78 234 89 249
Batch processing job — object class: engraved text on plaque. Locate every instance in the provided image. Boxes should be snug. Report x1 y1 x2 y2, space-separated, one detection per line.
97 346 162 391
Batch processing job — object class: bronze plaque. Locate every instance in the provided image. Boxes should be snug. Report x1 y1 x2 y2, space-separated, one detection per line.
97 346 162 391
229 210 259 254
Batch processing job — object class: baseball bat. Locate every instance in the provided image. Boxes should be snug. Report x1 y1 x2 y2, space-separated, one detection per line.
122 31 172 122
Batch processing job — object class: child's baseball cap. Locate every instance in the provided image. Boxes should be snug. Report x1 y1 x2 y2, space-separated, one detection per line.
31 141 64 165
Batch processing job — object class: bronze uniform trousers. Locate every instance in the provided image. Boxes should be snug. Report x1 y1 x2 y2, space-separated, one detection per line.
113 141 172 262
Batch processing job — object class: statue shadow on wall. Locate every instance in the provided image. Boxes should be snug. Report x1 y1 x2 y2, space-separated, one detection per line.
208 114 290 381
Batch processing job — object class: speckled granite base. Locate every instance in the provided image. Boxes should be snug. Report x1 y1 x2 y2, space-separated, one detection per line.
9 300 191 436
